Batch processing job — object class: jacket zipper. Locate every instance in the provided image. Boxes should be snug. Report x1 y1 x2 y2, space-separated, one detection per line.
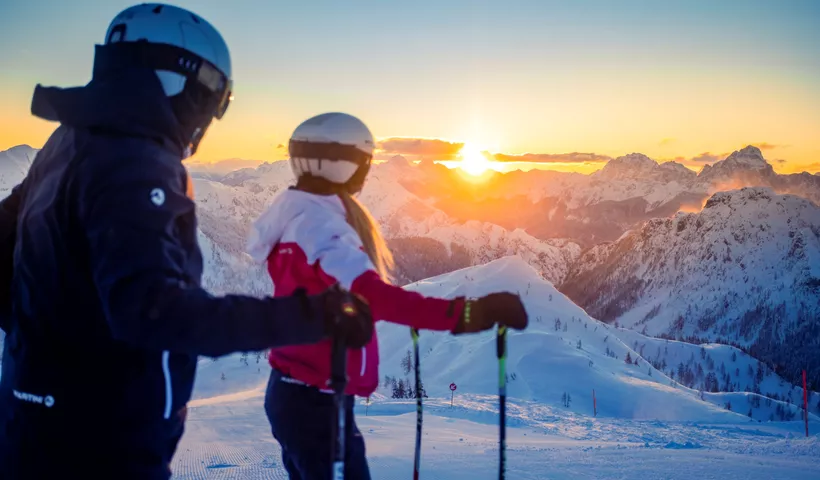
162 351 172 419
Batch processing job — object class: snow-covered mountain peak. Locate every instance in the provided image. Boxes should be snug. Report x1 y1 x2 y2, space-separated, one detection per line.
597 153 658 179
2 144 37 158
702 186 775 210
617 153 658 167
659 161 695 176
698 146 775 187
723 145 768 169
0 144 39 195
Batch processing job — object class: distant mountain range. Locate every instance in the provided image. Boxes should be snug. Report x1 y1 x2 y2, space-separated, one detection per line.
561 187 820 387
1 143 817 389
392 145 820 247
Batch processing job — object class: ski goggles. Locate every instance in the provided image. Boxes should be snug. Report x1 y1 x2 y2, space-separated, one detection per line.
288 140 373 167
94 40 233 120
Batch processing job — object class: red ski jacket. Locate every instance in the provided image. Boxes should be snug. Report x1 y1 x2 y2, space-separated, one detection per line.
247 188 464 396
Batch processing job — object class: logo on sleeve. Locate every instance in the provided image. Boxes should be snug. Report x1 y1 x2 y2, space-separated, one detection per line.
150 188 166 206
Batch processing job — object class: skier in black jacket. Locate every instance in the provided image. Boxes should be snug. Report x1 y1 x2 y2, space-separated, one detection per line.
0 4 373 479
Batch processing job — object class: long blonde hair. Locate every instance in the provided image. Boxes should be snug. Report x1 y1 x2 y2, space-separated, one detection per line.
338 191 394 282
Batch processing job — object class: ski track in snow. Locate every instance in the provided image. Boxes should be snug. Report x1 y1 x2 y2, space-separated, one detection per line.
171 395 819 480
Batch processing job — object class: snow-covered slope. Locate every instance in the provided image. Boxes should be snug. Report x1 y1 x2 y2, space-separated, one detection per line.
613 328 819 421
374 256 816 422
562 187 820 389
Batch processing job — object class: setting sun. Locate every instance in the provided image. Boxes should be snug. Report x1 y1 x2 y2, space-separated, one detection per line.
458 143 492 176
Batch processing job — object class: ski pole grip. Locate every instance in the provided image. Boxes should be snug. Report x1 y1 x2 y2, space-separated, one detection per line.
330 290 355 393
496 325 507 359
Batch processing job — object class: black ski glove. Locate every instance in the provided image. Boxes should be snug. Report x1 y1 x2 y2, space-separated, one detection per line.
298 285 374 348
452 292 528 335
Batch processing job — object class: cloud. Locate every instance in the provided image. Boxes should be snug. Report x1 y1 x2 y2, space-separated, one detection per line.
658 138 676 146
688 152 729 163
750 142 781 150
376 137 464 159
491 152 612 164
276 144 285 149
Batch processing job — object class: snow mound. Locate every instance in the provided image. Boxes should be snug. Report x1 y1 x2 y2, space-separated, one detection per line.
374 256 774 423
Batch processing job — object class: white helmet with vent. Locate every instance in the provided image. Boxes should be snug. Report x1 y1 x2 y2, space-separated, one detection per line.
288 113 375 194
98 3 233 155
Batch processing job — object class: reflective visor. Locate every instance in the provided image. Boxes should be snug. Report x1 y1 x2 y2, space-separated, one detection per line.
197 62 232 119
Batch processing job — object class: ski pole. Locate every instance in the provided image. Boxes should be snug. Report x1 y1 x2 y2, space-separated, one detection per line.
330 297 355 480
412 328 422 480
497 325 507 480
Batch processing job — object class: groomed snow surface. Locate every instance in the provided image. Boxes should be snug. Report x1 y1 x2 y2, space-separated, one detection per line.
171 257 819 479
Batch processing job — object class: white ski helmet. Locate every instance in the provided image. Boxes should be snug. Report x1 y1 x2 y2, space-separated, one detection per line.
98 3 233 154
288 113 375 194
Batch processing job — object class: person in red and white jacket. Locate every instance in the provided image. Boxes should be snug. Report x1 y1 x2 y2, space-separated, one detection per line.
247 112 528 480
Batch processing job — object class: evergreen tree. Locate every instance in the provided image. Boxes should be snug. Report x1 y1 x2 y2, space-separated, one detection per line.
625 352 632 364
396 379 407 399
391 379 401 399
401 350 413 375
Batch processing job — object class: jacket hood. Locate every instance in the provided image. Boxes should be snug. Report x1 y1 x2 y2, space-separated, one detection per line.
30 58 187 157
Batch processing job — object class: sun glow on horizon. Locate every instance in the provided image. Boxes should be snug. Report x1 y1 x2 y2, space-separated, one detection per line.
458 143 493 176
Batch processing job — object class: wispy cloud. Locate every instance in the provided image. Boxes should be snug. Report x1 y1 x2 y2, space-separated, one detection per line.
276 144 285 149
491 152 612 164
660 151 730 168
658 138 676 146
376 137 464 159
750 142 782 150
688 152 729 163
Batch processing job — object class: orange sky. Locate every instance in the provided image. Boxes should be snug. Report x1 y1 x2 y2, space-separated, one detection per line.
2 1 819 175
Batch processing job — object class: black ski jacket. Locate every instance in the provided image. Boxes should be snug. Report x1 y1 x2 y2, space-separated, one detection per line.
0 64 327 479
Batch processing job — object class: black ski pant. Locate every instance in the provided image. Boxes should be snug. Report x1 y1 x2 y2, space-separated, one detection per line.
264 368 372 480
